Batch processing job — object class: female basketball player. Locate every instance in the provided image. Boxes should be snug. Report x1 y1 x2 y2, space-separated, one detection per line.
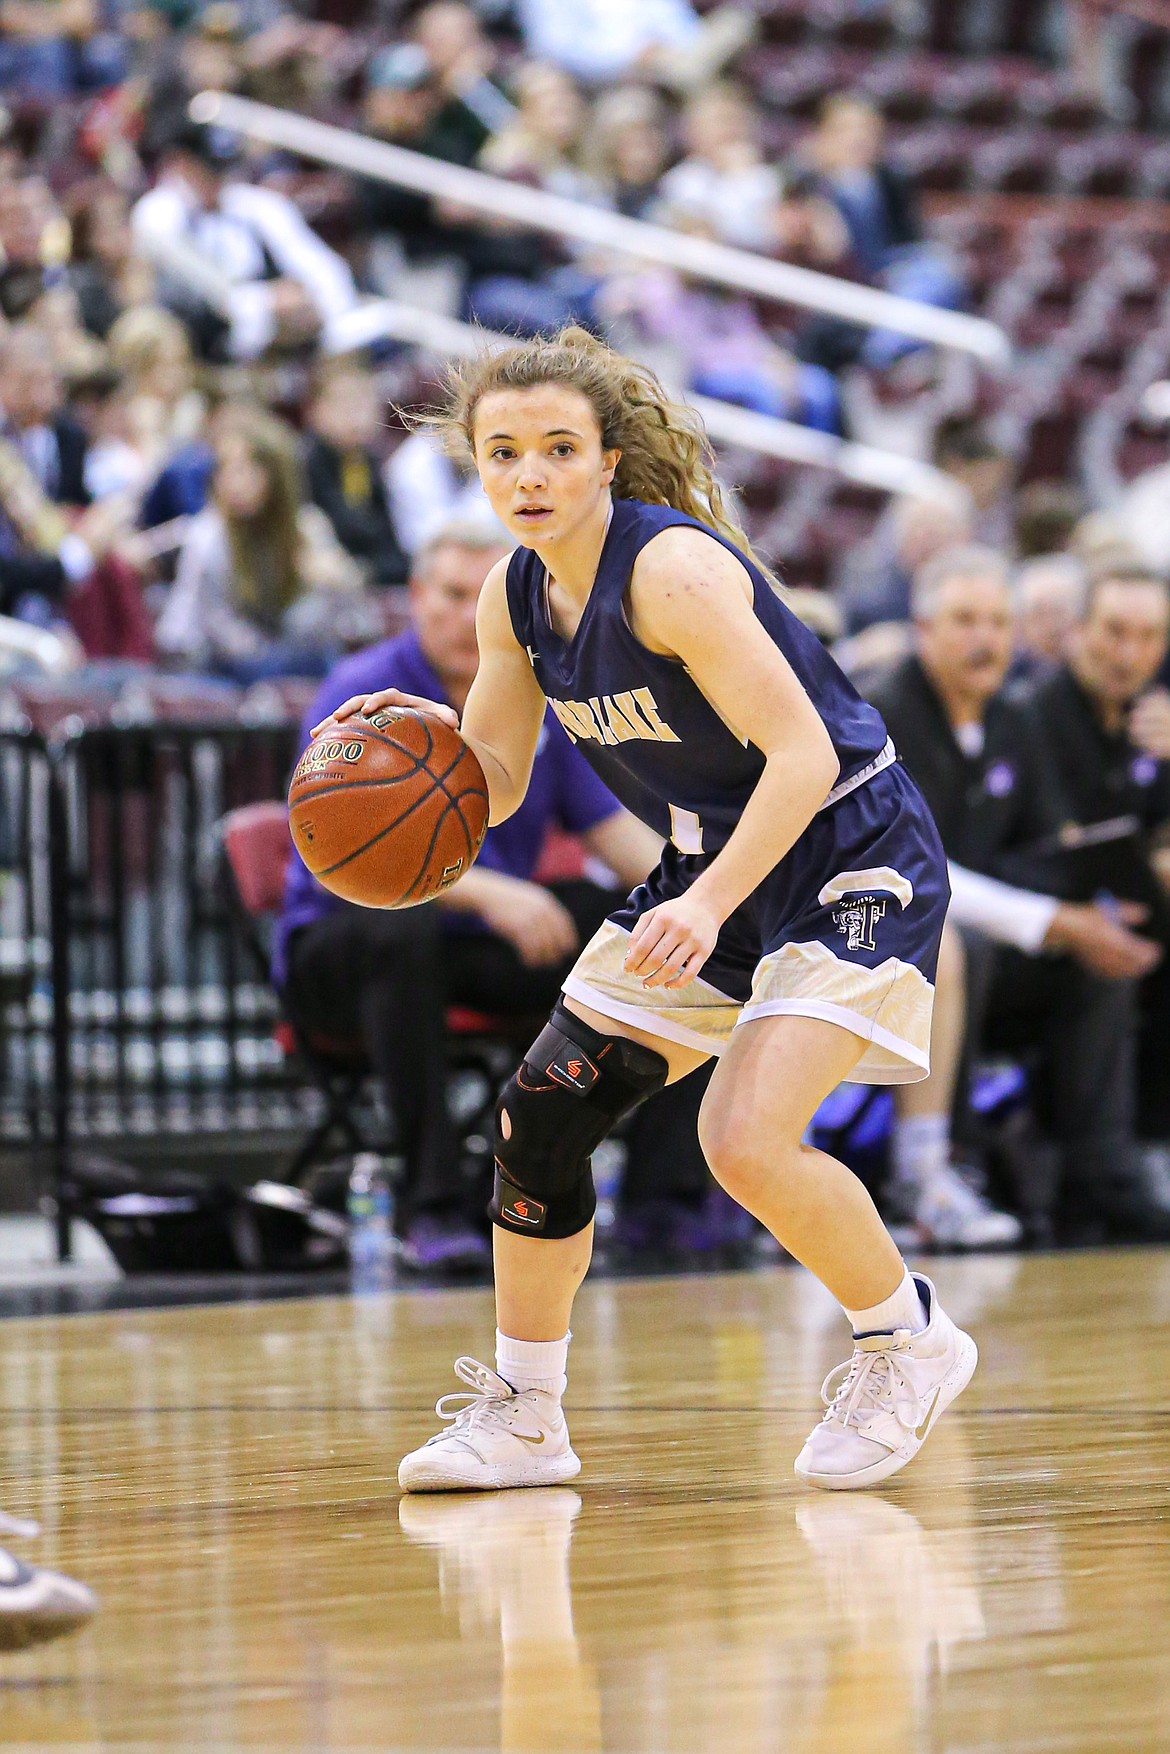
330 328 977 1492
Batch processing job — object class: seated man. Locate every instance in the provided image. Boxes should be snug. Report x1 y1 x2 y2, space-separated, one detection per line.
803 94 966 371
1024 566 1170 1147
867 545 1166 1243
274 516 668 1271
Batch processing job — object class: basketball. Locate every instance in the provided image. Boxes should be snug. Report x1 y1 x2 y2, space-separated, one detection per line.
287 708 490 908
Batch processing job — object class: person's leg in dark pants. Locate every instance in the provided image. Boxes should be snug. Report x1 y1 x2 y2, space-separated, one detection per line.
1137 958 1170 1143
947 926 998 1167
284 906 468 1237
621 1064 714 1211
1032 957 1170 1234
971 942 1169 1237
440 880 618 1018
616 1060 757 1257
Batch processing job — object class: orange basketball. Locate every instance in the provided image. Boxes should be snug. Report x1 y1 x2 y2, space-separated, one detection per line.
287 708 489 908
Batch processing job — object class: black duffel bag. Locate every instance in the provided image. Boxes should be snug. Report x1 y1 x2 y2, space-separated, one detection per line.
65 1157 348 1274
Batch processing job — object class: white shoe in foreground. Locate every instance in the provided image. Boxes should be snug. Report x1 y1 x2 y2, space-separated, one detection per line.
794 1274 977 1491
398 1357 581 1493
0 1514 96 1652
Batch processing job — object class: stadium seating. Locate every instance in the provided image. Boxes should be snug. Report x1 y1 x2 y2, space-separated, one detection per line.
712 3 1170 582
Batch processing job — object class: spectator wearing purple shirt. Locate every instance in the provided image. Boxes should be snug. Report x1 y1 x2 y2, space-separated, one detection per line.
276 517 663 1271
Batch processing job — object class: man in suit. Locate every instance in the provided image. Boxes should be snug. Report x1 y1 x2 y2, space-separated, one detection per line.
1024 566 1170 1144
868 545 1167 1241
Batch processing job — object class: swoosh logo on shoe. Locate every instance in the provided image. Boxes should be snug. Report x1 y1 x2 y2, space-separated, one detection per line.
518 1430 546 1446
915 1387 942 1441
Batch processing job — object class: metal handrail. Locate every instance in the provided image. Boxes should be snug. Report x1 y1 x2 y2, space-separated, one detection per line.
189 90 1011 369
328 298 960 501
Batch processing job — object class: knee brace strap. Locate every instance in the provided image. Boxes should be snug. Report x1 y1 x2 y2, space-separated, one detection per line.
490 999 669 1238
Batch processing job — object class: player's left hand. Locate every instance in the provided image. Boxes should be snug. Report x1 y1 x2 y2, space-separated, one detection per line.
623 895 721 990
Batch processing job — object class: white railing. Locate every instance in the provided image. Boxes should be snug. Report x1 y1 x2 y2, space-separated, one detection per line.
327 298 959 499
190 91 1010 369
0 615 79 676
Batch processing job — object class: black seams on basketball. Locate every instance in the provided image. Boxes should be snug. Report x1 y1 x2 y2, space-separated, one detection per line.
287 709 489 908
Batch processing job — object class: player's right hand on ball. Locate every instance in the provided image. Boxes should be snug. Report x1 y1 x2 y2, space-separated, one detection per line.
318 688 459 735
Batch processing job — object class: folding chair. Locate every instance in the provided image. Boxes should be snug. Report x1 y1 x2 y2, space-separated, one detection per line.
217 801 544 1185
218 801 380 1179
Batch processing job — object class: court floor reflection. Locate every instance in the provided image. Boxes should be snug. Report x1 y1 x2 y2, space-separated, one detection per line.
401 1490 601 1752
3 1254 1170 1751
398 1446 989 1754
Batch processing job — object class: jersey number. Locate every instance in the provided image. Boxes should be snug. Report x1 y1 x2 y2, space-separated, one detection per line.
669 805 705 856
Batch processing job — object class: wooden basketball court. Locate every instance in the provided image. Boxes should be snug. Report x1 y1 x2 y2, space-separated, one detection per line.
1 1249 1167 1751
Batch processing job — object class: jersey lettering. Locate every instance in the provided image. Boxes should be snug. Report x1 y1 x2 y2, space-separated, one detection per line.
588 697 618 746
630 688 682 743
601 694 640 743
549 688 681 747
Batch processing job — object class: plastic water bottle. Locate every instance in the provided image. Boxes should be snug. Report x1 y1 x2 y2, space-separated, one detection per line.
347 1153 394 1276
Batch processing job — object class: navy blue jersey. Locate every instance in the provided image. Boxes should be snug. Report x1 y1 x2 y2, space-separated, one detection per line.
505 497 891 856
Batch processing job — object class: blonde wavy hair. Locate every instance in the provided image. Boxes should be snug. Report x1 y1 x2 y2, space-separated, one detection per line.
213 409 304 627
427 326 776 581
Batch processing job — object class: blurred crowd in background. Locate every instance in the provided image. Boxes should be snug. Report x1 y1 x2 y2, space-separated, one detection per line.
3 0 1170 1271
0 0 1165 680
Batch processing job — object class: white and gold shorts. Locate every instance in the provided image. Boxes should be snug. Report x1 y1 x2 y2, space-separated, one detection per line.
562 763 947 1085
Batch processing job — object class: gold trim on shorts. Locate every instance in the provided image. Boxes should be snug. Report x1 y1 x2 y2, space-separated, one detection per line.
562 922 933 1084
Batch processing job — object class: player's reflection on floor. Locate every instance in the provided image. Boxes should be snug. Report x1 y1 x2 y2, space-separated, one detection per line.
398 1489 601 1753
398 1421 988 1754
794 1420 987 1754
795 1497 986 1751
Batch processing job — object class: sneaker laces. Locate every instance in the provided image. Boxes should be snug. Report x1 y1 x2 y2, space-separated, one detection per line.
819 1338 920 1438
428 1356 536 1447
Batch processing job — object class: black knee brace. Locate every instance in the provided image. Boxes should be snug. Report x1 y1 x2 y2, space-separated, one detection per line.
490 999 669 1238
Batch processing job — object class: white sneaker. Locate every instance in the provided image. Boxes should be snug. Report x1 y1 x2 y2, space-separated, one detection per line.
0 1514 96 1652
917 1165 1023 1250
794 1274 977 1491
398 1357 581 1493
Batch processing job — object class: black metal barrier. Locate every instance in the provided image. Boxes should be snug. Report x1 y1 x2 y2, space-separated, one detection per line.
0 727 58 1151
1 718 307 1255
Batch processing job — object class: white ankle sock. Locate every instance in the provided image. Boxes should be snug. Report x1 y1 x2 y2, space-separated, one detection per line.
891 1113 950 1190
845 1269 928 1337
496 1330 570 1398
